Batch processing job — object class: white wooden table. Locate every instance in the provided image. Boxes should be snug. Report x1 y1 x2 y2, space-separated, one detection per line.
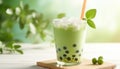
0 43 120 69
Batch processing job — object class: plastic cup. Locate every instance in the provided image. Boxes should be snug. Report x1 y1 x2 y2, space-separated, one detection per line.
53 18 86 66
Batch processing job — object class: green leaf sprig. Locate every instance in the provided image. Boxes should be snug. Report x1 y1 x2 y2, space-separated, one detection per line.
57 9 96 29
85 9 96 29
0 41 23 54
5 1 49 41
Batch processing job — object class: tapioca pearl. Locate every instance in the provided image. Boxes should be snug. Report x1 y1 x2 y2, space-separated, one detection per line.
67 57 71 61
75 58 78 61
79 53 81 56
58 48 61 51
65 50 69 54
73 44 77 47
59 56 63 60
76 50 79 53
63 54 67 57
72 55 76 57
63 46 67 50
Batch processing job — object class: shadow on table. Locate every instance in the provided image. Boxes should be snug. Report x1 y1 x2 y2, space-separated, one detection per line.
26 65 47 69
13 65 47 69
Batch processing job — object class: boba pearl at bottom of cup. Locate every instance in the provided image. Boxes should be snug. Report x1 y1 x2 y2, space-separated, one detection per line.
56 44 83 65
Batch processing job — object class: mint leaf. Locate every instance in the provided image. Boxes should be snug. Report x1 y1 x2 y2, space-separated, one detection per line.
86 9 96 19
57 13 66 18
87 19 96 29
14 45 21 49
16 49 23 54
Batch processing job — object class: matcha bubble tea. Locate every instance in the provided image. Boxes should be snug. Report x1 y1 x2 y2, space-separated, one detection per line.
53 17 86 66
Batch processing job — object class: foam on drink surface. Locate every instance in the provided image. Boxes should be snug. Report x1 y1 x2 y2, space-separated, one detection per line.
53 17 86 30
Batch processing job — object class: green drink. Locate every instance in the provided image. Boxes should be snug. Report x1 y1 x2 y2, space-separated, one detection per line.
53 18 86 66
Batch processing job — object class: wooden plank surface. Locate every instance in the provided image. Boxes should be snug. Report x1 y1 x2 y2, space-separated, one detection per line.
37 59 116 69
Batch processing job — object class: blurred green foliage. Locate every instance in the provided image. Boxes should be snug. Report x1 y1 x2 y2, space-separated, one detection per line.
0 0 51 43
0 0 57 54
0 41 23 54
1 0 120 44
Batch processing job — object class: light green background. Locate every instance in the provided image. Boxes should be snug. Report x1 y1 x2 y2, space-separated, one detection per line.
1 0 120 43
